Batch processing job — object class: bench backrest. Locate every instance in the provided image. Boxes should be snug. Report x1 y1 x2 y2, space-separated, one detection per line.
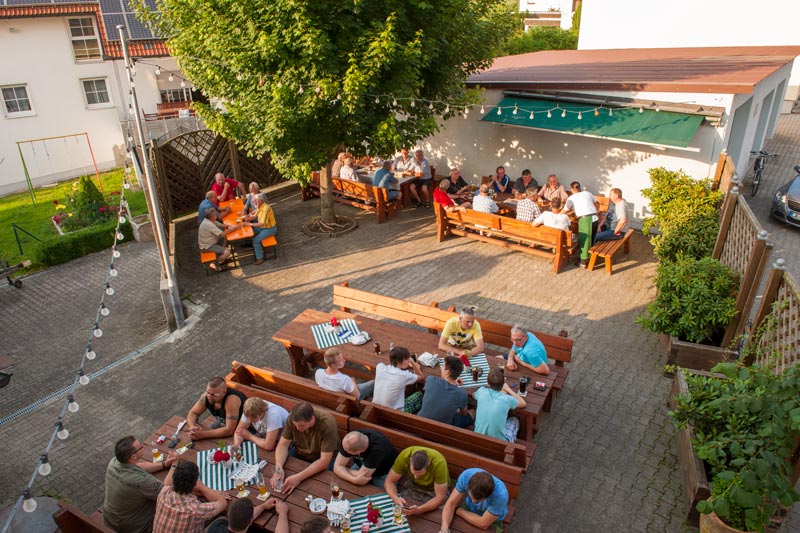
349 414 521 499
53 502 114 533
225 373 350 436
331 177 376 201
230 361 361 415
359 401 530 468
441 207 568 248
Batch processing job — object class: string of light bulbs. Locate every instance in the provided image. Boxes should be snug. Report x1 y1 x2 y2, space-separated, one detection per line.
0 180 131 533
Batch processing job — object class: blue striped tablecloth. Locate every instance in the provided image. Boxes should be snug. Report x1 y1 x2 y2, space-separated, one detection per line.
311 319 361 349
437 353 489 388
349 493 410 532
197 441 259 491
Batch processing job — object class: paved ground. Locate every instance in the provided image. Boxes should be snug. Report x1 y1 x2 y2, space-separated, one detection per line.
2 116 799 532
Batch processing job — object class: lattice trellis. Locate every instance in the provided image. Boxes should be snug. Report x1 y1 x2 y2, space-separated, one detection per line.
711 150 736 194
747 263 800 374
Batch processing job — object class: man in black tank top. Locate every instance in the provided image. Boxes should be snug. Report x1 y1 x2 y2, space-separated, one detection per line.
186 376 246 440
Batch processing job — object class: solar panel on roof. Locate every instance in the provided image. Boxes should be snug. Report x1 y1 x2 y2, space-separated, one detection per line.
98 0 158 40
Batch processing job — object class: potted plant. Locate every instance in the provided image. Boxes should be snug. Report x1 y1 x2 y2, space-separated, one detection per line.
637 256 739 369
670 360 800 532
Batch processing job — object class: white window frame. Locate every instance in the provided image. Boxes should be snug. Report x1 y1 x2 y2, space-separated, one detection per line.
67 17 102 62
81 77 113 109
1 84 35 118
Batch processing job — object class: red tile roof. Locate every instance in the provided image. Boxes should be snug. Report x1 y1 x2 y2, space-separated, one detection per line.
0 3 169 59
468 46 800 94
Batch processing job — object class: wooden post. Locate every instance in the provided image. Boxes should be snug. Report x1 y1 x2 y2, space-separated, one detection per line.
712 188 739 260
745 260 787 360
227 139 242 182
711 150 728 191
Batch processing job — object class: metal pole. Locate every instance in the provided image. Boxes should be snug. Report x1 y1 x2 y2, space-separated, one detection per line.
16 142 36 205
117 25 185 329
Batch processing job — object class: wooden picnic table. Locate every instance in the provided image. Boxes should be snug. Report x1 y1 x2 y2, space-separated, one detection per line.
146 416 483 533
357 169 419 207
219 198 255 242
272 308 556 440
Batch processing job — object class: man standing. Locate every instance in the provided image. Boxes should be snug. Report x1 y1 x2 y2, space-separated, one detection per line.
513 169 538 194
563 180 599 268
596 187 629 241
212 172 246 202
198 191 230 225
409 149 432 208
244 194 277 265
315 347 374 400
515 187 542 222
186 377 246 440
439 469 509 531
333 429 397 488
373 346 425 413
505 325 549 375
205 497 288 533
474 369 525 442
438 307 485 358
198 208 239 271
418 355 473 428
153 460 228 533
271 402 339 494
471 184 499 214
374 160 401 201
385 447 450 517
102 436 177 532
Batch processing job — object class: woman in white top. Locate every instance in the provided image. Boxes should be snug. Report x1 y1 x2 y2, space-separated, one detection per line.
339 157 360 181
233 397 289 452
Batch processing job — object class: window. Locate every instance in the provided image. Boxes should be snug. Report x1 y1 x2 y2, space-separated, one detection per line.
159 89 193 103
82 78 111 107
68 17 101 61
1 85 33 116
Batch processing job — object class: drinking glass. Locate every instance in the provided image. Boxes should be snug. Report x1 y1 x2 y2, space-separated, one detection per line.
257 473 269 499
330 477 341 499
151 442 162 462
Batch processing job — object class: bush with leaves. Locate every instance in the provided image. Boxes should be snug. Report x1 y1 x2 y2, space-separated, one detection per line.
637 256 739 343
670 360 800 532
52 176 119 232
501 26 577 56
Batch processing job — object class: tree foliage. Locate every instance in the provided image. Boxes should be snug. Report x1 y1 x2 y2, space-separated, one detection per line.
500 26 577 56
139 0 515 185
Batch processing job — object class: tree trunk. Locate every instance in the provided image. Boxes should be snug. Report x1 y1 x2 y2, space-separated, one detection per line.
320 162 337 224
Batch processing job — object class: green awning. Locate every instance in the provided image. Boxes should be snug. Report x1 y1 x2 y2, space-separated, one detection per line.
480 96 704 149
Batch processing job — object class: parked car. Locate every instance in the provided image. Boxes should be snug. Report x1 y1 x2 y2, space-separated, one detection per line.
770 165 800 228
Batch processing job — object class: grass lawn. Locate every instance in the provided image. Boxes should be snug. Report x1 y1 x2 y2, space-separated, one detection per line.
0 168 148 269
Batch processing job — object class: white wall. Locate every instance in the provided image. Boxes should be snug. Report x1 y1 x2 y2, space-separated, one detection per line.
518 0 574 29
577 0 800 110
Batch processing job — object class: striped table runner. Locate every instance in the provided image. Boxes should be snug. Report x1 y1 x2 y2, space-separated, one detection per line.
437 353 490 388
197 441 259 491
311 319 361 349
348 493 410 532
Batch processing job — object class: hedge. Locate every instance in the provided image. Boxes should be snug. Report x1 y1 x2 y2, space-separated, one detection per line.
34 222 134 267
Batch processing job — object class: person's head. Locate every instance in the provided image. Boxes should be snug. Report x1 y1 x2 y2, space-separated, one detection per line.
172 460 199 494
570 181 582 193
510 325 528 350
467 471 495 503
252 194 263 208
205 376 227 402
344 157 354 167
243 397 267 421
487 368 504 391
496 166 506 177
206 190 218 202
301 516 331 533
459 306 477 330
550 197 563 211
443 355 464 380
291 401 316 432
248 182 260 195
389 346 412 368
382 160 392 170
337 152 346 162
610 187 622 201
324 347 344 369
525 187 538 199
214 173 226 186
547 174 559 188
409 450 431 478
342 431 370 455
114 435 142 464
479 183 490 196
204 207 217 221
521 169 532 181
227 497 255 532
438 180 450 192
400 148 409 159
449 168 459 181
414 149 424 161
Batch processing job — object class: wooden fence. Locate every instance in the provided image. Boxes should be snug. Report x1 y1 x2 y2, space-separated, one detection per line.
711 150 736 194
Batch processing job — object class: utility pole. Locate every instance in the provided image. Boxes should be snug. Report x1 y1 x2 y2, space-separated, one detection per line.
117 25 185 330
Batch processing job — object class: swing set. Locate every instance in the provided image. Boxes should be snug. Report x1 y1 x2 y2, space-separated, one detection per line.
15 132 103 205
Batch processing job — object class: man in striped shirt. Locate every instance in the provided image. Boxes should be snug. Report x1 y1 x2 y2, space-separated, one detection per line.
153 460 228 533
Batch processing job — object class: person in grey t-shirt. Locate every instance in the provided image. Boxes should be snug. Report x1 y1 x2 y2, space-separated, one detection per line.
596 187 629 241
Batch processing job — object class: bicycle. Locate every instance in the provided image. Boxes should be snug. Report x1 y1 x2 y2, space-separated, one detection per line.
749 150 778 196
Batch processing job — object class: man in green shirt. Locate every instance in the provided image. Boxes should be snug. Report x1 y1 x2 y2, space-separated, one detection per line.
385 446 450 516
103 435 177 533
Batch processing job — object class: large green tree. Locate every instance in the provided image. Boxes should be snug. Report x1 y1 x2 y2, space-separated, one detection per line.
142 0 514 222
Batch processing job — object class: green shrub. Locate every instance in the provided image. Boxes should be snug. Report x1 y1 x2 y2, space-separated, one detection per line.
52 176 120 232
651 212 719 262
501 26 578 56
636 256 739 343
34 223 133 267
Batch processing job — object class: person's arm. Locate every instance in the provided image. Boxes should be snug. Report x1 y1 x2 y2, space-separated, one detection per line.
271 437 291 489
163 464 176 486
515 355 549 375
237 181 247 198
502 382 527 408
408 359 425 383
489 201 499 214
455 505 500 530
614 205 628 234
186 395 207 432
137 450 177 474
252 497 278 522
468 335 485 357
272 501 290 533
233 419 249 448
438 333 453 354
439 489 465 531
220 182 231 201
385 469 408 507
407 482 448 515
244 428 282 451
196 481 228 516
191 395 242 440
282 450 334 494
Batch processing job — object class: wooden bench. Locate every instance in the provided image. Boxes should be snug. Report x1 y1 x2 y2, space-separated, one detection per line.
359 401 535 470
588 228 634 275
228 361 362 415
260 234 278 260
53 501 114 533
302 172 399 224
434 203 575 274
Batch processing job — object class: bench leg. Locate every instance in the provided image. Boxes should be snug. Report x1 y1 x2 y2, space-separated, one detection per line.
587 253 599 271
624 238 631 254
605 256 613 275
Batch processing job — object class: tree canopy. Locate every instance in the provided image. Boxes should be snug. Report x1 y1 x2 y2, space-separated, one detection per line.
142 0 515 184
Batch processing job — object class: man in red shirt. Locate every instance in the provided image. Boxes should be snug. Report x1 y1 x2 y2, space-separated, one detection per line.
433 180 469 211
211 173 246 202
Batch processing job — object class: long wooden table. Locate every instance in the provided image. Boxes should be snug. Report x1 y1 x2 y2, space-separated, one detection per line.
272 308 556 440
147 416 484 533
357 169 419 207
219 198 254 242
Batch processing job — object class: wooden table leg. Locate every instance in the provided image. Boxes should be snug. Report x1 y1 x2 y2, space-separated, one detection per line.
284 343 310 377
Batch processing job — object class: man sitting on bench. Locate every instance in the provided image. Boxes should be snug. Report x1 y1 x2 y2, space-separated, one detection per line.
474 368 525 442
418 355 474 428
595 187 629 241
186 376 246 440
439 469 510 531
315 347 374 400
438 306 485 358
505 325 549 376
385 446 450 517
373 346 425 413
198 207 240 271
333 429 397 488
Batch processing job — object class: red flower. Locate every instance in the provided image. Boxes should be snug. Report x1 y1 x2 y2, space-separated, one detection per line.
366 502 380 524
212 450 230 462
99 206 108 213
53 199 59 205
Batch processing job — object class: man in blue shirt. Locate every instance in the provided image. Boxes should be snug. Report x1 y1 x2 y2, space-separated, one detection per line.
417 355 473 428
197 191 230 225
505 325 549 375
440 469 509 530
373 160 401 201
474 368 525 441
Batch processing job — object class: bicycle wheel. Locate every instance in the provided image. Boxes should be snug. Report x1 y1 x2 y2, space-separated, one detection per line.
752 167 762 196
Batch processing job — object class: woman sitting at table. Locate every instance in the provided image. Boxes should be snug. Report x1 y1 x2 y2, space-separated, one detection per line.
433 180 470 210
243 181 268 214
339 157 360 181
233 397 289 452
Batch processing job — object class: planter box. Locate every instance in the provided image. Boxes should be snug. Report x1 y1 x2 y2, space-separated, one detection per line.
669 370 712 527
661 333 737 371
130 215 154 242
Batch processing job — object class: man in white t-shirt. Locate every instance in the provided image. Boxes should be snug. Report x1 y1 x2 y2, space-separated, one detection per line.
563 181 600 268
373 347 424 412
233 397 289 452
533 196 571 232
316 348 374 400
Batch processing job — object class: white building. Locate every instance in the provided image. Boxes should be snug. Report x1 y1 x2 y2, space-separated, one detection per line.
422 46 799 225
518 0 577 31
0 1 189 195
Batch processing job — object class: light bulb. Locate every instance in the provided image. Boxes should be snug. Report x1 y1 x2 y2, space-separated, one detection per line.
594 108 600 117
639 105 643 113
236 73 243 81
496 107 501 115
113 249 121 258
609 108 613 117
561 109 566 118
577 112 582 120
110 267 118 277
530 111 534 119
298 85 304 93
314 86 320 93
22 492 37 513
124 168 131 176
68 395 79 412
116 232 124 240
100 305 110 316
57 427 69 440
392 98 397 106
480 105 485 114
106 284 115 296
128 105 134 115
512 105 518 115
375 97 380 104
410 100 415 107
130 82 136 89
155 67 161 76
180 80 186 88
547 110 552 118
428 102 434 110
79 371 90 385
93 327 103 338
168 74 174 82
464 107 469 115
119 215 126 224
38 456 51 476
444 105 449 113
86 349 96 360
